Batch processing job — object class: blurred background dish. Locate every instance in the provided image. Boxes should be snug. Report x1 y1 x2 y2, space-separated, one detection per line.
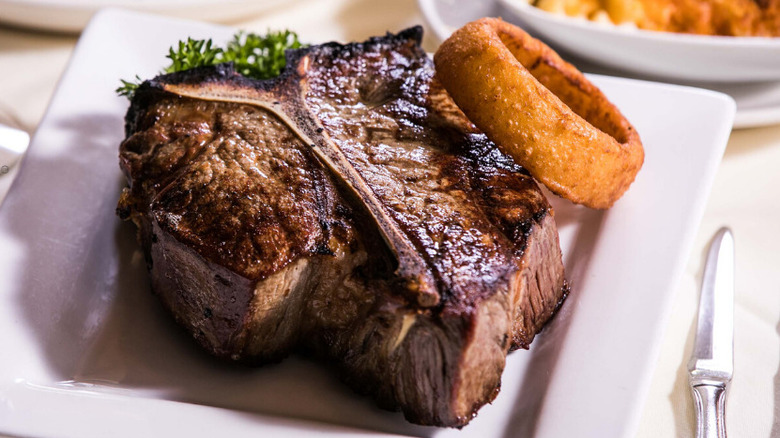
418 0 780 128
500 0 780 83
0 0 289 33
529 0 780 38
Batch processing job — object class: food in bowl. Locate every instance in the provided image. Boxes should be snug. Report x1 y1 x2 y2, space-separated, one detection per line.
532 0 780 36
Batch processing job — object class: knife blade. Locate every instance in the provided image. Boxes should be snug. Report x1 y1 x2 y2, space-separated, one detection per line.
687 227 734 438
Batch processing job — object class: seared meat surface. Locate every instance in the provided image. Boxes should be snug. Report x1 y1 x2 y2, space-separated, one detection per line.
117 27 567 427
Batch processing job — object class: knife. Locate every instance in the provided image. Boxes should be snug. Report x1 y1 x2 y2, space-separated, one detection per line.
688 227 735 438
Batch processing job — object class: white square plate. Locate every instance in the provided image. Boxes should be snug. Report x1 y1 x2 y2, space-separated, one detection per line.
0 9 735 438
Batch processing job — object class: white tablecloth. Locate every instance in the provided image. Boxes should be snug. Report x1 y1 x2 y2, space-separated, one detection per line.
0 0 777 436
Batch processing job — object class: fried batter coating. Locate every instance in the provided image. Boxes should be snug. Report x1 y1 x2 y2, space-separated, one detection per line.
434 18 644 209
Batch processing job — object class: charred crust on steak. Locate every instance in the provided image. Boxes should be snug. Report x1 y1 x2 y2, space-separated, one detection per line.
117 26 567 427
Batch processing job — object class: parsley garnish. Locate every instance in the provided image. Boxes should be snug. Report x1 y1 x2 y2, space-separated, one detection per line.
223 30 304 80
116 30 305 99
164 37 224 75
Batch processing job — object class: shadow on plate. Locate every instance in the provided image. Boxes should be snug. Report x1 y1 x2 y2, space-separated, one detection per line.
499 194 604 437
3 112 126 378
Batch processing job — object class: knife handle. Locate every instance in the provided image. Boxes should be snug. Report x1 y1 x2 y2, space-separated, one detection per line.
692 383 727 438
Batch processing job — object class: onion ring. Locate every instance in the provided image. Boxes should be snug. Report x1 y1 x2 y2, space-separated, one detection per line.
434 18 644 209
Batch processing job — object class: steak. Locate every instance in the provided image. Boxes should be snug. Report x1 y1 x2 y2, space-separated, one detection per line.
117 27 567 427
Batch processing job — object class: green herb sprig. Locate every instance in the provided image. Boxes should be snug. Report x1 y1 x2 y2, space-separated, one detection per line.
223 30 304 80
164 37 224 74
116 30 305 99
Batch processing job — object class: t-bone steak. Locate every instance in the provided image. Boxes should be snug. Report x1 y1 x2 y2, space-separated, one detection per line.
116 27 567 427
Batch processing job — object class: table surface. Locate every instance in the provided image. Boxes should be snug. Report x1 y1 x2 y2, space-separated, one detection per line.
0 1 778 436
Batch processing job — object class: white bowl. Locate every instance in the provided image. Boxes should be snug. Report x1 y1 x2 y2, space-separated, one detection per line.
499 0 780 83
